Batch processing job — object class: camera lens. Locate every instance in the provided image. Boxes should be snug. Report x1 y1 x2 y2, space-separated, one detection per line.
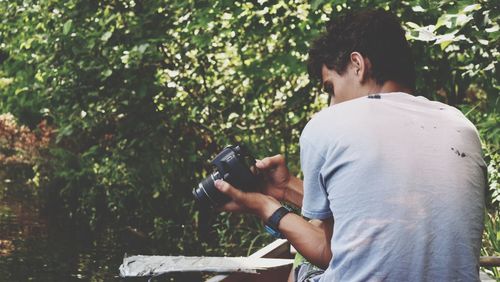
192 171 230 207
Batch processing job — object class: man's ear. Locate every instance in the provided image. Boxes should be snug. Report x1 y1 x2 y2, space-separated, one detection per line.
350 52 370 83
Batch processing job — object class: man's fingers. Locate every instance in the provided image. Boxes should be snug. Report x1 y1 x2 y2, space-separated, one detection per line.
221 201 245 212
256 154 284 169
215 180 242 199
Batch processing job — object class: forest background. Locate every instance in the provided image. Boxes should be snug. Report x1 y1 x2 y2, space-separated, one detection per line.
0 0 498 280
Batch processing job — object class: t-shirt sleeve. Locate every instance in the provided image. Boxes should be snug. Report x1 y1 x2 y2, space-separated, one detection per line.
300 136 333 220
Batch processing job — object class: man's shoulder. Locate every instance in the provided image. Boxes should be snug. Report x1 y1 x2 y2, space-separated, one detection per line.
300 107 337 145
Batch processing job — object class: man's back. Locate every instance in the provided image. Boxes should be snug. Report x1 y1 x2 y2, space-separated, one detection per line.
300 92 486 281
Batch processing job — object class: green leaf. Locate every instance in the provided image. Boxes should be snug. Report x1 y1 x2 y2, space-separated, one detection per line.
101 69 113 79
435 15 451 29
311 0 325 10
63 19 73 35
15 87 29 95
0 77 14 88
434 30 459 49
485 25 499 33
405 22 421 29
140 44 149 54
100 31 113 42
415 29 436 42
412 6 425 12
462 4 481 13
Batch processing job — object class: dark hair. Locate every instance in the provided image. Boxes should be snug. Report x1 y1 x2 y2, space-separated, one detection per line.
307 9 415 90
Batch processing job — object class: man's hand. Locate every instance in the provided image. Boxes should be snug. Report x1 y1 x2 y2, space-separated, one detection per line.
256 154 304 207
256 154 291 201
215 179 281 220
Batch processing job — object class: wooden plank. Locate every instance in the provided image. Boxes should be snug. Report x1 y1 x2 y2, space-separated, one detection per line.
249 239 290 259
206 239 292 282
480 256 500 267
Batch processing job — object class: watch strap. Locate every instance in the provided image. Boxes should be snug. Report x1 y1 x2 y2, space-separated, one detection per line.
264 206 290 238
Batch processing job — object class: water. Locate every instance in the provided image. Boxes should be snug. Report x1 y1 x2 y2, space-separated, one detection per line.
0 187 128 281
0 185 209 282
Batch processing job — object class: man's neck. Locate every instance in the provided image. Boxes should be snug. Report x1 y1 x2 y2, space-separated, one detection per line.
366 80 412 96
379 80 412 94
332 80 412 105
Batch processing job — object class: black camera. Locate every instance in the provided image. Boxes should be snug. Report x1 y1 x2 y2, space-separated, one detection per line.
193 145 260 207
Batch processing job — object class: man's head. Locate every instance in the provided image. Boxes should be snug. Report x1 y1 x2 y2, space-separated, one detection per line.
308 9 415 104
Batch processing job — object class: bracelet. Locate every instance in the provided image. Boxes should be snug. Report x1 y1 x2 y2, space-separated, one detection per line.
264 206 290 238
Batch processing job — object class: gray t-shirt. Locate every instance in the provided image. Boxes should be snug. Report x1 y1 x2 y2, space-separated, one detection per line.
300 92 486 281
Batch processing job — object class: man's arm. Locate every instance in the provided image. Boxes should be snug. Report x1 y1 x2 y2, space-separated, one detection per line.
280 215 333 269
215 180 333 269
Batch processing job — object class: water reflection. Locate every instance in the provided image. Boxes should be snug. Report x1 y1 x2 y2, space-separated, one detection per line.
0 186 206 282
0 187 127 281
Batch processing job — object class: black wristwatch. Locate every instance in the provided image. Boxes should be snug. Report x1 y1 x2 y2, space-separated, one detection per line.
264 206 291 238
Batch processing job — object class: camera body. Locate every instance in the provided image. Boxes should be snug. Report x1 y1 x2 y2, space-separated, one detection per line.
193 145 259 207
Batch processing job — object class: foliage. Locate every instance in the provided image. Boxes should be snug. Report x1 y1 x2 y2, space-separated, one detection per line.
0 113 53 185
483 211 500 278
0 113 52 165
0 0 498 267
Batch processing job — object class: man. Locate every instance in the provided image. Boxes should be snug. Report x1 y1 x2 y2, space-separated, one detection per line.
215 9 486 281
